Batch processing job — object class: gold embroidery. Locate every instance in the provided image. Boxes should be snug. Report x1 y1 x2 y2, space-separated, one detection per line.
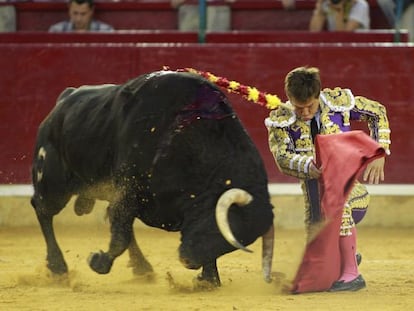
267 87 391 237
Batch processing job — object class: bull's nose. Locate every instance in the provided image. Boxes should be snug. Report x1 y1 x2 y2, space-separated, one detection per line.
179 256 201 270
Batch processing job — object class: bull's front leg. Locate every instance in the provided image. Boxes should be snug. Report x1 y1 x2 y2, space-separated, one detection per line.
88 202 134 274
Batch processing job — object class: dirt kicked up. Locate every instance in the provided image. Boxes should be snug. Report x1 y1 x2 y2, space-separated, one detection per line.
1 224 413 311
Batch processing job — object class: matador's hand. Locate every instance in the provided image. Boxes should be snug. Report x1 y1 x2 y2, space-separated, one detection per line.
309 162 322 179
363 157 385 184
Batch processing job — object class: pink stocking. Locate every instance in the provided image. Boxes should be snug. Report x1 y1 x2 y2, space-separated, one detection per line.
338 227 359 282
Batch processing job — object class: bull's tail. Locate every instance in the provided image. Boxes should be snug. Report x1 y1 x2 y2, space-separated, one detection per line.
172 67 282 110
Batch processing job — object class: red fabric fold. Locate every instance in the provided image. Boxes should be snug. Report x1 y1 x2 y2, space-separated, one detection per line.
291 130 386 293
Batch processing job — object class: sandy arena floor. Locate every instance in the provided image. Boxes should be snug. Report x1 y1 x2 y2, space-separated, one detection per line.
1 221 413 311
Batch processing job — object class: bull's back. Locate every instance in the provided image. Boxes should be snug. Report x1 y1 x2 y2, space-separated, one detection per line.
34 71 220 181
34 70 237 187
108 71 232 168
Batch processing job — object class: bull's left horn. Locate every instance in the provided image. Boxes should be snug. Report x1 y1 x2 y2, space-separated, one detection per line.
215 188 253 253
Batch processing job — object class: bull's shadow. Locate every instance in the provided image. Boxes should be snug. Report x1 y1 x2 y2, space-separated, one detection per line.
30 70 275 288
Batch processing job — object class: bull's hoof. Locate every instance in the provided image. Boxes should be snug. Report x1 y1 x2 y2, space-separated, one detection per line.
47 261 68 275
128 260 154 276
88 251 113 274
193 274 221 290
46 252 68 275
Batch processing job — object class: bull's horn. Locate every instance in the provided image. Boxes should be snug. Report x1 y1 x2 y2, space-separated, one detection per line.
215 188 253 253
262 224 274 283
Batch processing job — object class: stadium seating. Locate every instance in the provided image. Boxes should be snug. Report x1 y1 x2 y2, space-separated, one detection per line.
3 0 391 32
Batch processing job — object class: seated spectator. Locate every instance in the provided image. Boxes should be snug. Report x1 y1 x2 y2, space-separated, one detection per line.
375 0 414 42
281 0 296 10
0 2 16 32
309 0 370 31
397 0 414 42
376 0 395 27
49 0 114 32
171 0 235 31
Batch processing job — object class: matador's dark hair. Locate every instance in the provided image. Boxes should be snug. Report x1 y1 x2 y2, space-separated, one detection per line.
284 66 321 102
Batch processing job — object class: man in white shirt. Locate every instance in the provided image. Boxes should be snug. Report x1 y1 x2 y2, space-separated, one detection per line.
49 0 113 32
0 1 16 32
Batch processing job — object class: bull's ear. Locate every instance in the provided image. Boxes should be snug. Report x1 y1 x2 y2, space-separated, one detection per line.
215 188 253 253
56 87 76 104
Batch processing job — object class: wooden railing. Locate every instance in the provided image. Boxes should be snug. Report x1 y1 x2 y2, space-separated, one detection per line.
0 29 407 43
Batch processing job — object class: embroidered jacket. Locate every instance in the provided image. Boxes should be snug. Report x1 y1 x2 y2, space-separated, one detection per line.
265 87 391 180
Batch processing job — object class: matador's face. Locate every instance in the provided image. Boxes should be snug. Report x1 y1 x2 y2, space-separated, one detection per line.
290 97 320 121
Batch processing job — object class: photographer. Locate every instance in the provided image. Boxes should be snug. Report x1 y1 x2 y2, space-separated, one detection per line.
309 0 370 31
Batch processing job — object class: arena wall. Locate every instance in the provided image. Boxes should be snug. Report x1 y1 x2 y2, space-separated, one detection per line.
0 42 413 185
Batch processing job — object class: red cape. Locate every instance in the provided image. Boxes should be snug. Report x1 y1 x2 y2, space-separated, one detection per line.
291 130 386 293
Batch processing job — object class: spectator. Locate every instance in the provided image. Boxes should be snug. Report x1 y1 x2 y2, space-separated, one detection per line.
281 0 296 10
397 0 414 42
377 0 396 27
49 0 114 32
171 0 235 31
309 0 370 31
0 1 16 32
265 66 391 291
371 0 413 42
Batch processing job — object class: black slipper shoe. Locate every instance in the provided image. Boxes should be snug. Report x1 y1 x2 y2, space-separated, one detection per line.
329 275 366 292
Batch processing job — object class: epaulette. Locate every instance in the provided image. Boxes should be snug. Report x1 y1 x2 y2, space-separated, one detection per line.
264 102 296 128
320 87 355 112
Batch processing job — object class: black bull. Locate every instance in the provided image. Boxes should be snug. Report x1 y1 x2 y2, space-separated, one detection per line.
30 70 275 286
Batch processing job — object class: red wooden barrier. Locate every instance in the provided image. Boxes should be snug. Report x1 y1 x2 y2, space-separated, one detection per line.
0 42 412 184
0 31 199 43
206 30 408 43
0 30 407 44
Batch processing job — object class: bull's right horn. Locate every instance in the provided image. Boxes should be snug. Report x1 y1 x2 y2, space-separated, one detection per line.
262 224 274 283
215 188 253 253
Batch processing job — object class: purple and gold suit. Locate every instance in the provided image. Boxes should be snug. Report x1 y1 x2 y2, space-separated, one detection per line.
265 88 391 236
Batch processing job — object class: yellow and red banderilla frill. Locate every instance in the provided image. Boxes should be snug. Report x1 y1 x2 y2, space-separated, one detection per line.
165 67 282 111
